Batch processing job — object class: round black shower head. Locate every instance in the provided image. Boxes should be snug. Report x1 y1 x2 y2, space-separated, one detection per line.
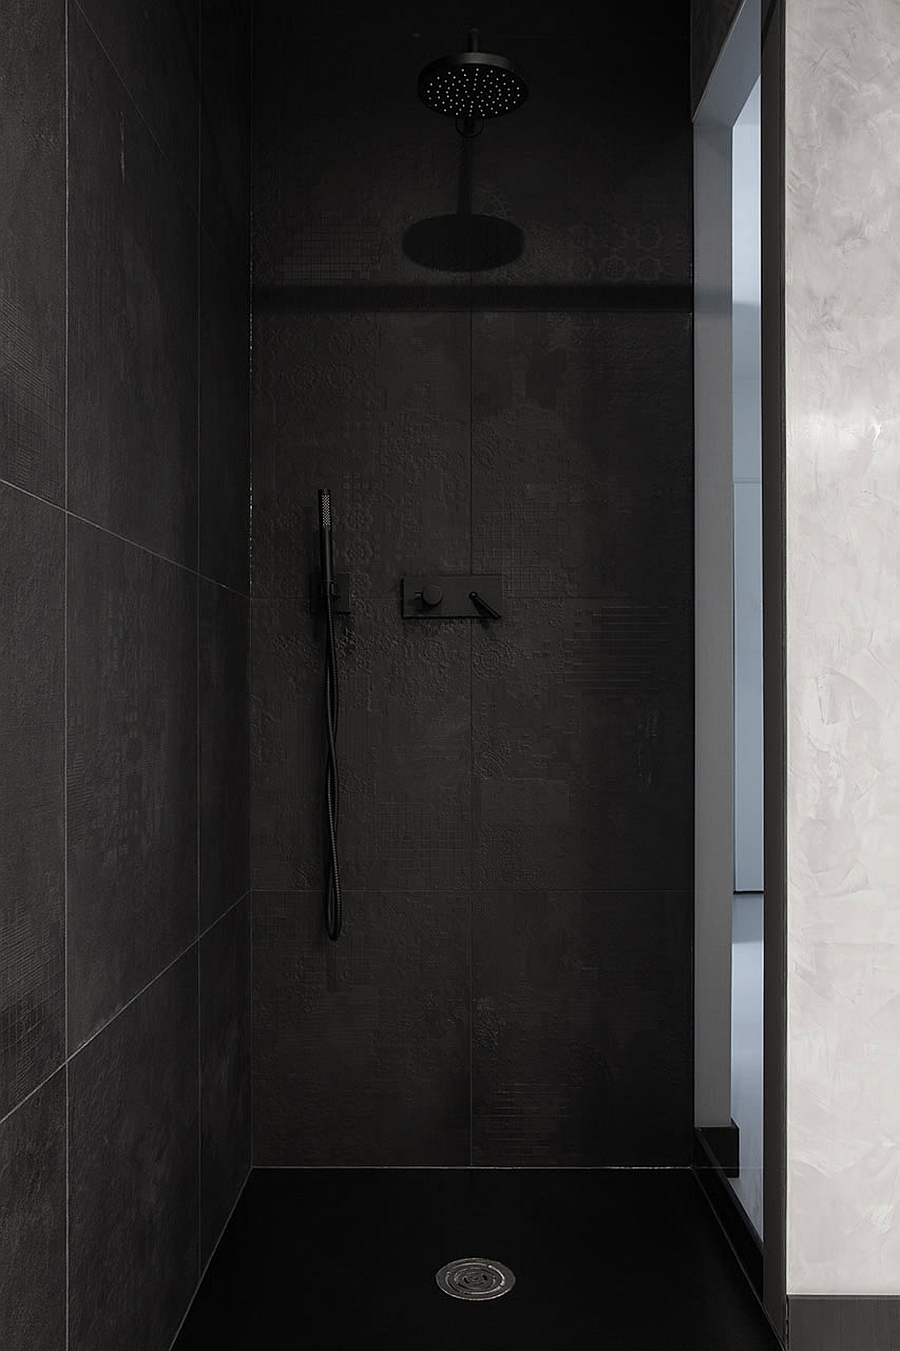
417 29 528 129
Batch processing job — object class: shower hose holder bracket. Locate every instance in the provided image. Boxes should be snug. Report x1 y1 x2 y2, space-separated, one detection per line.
313 571 351 614
402 575 503 619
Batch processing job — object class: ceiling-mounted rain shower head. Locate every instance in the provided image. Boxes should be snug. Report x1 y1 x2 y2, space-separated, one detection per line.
417 28 528 136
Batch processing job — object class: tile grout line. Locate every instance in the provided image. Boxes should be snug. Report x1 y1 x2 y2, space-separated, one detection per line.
165 1165 252 1351
63 0 71 1340
0 890 251 1135
196 5 204 1288
245 0 252 1161
251 1163 694 1171
71 0 199 229
468 187 475 1170
0 474 250 598
250 886 693 896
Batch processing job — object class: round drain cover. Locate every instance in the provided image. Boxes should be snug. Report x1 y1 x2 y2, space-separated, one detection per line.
435 1257 516 1301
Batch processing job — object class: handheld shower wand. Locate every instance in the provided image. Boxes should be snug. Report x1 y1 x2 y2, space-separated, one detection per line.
318 489 342 941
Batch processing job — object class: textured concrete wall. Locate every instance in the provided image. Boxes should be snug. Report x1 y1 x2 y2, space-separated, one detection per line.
785 0 900 1297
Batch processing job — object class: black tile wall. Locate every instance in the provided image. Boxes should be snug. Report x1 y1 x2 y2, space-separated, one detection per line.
68 7 198 566
252 34 471 292
1 0 251 1344
472 598 693 891
471 311 693 601
200 896 251 1267
469 40 692 293
67 518 198 1049
200 580 250 928
199 238 251 592
68 951 199 1351
74 0 200 207
472 892 693 1165
200 0 251 273
0 1070 66 1351
0 487 65 1117
251 3 694 1167
251 311 470 600
0 0 66 503
252 892 469 1165
252 597 471 892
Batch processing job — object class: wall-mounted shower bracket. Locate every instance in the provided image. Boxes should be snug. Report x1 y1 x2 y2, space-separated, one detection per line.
402 575 502 619
312 571 351 614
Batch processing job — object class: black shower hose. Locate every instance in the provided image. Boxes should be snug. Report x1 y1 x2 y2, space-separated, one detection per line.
323 575 342 941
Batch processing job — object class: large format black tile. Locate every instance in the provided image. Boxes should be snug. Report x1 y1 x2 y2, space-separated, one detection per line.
199 237 250 592
472 598 692 890
67 519 198 1049
200 580 250 929
0 0 65 502
200 896 250 1267
75 0 199 207
0 486 65 1116
252 597 470 891
173 1170 783 1351
200 0 251 273
68 9 198 565
69 951 199 1351
252 311 470 599
472 311 693 599
472 891 692 1165
252 892 469 1165
0 1070 66 1351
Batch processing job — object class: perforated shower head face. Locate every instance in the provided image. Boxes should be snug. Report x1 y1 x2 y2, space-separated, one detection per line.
417 28 528 128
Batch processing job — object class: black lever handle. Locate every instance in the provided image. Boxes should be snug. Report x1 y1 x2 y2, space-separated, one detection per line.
469 590 501 620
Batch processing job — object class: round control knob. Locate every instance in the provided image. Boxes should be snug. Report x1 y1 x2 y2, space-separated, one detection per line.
421 584 443 607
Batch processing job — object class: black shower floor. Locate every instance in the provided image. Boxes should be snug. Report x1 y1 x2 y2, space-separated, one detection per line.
173 1168 783 1350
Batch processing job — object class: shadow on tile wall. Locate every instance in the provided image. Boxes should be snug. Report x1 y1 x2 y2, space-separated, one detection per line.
0 1 251 1347
251 3 694 1167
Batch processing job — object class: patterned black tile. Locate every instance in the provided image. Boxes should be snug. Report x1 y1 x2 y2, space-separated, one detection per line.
0 1070 66 1351
472 891 693 1165
469 38 692 291
69 950 199 1351
0 0 65 503
200 581 250 929
200 896 250 1267
199 238 250 592
68 9 198 566
251 311 469 599
0 486 65 1117
75 0 200 207
252 597 471 890
472 598 692 890
200 0 251 274
252 32 473 290
472 310 693 599
252 891 469 1165
67 519 198 1049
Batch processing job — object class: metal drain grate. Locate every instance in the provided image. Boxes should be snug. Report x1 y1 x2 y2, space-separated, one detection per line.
435 1257 516 1301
